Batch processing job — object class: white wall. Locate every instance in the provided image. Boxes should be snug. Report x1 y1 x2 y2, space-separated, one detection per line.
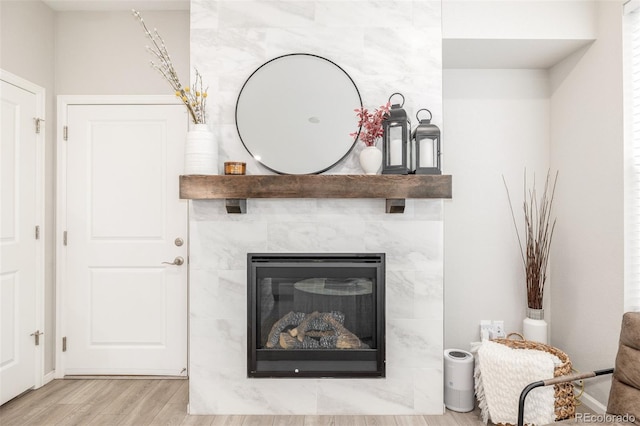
443 2 628 409
1 2 190 376
53 8 189 374
55 10 189 95
442 0 596 40
443 69 550 350
441 3 598 354
549 1 625 405
1 0 56 374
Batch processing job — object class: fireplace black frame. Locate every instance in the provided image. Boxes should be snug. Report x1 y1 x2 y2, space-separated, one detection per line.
247 253 385 378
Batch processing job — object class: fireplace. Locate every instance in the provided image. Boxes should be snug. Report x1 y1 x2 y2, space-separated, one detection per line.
247 253 385 378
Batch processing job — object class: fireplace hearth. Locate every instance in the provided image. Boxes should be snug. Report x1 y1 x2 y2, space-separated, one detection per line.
247 253 385 378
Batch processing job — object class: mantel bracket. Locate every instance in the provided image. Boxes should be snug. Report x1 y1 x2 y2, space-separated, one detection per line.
385 199 405 213
225 199 247 214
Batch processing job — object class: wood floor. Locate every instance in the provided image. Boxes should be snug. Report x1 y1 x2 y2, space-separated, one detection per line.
0 378 627 426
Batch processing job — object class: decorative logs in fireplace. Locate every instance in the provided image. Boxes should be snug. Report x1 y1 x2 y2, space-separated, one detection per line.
266 311 364 350
248 253 385 378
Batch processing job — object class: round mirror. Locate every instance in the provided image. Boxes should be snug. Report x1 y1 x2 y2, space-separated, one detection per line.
235 53 362 175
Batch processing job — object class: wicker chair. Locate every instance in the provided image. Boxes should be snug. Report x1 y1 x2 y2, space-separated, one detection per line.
517 312 640 426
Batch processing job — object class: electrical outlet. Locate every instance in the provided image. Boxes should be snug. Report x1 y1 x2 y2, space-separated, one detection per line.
480 320 505 340
492 320 505 338
480 320 492 341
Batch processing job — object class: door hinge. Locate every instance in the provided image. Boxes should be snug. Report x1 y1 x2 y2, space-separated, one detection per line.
35 225 40 240
63 125 68 141
34 117 44 134
63 231 68 246
62 337 67 352
30 330 43 346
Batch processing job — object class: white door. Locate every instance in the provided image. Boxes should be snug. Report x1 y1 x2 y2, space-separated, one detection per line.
60 100 188 375
0 77 43 404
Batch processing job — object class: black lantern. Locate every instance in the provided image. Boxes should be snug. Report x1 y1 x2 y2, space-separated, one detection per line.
412 108 441 175
382 93 412 175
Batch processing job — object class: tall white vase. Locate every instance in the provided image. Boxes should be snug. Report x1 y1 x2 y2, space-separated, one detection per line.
359 145 382 175
184 123 218 175
523 308 548 344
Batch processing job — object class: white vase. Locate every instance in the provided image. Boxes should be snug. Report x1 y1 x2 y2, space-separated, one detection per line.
359 145 382 175
523 308 548 344
184 123 218 175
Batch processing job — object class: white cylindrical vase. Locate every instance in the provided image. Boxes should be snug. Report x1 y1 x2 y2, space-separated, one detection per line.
359 145 382 175
523 308 548 344
184 123 218 175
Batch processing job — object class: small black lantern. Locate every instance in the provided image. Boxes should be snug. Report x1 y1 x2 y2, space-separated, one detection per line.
412 108 441 175
382 93 412 175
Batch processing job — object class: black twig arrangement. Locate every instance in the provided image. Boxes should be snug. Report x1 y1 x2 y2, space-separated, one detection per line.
503 170 558 310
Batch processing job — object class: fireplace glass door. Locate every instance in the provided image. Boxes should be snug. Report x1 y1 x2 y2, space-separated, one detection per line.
247 253 385 378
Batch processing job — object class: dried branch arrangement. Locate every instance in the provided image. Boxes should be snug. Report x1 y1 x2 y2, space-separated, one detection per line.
132 9 207 124
503 170 558 310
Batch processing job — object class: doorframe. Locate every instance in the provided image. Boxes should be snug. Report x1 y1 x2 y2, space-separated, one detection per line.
55 95 184 378
0 69 46 389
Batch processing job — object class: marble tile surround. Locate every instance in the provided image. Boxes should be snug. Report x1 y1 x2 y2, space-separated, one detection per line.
189 0 444 415
189 199 444 415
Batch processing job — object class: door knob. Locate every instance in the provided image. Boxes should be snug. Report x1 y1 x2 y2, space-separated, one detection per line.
162 256 184 266
30 330 43 346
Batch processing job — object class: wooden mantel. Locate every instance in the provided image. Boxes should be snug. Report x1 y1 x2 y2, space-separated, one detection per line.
179 174 452 213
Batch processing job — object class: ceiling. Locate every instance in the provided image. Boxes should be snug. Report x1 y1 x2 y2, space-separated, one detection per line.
42 0 189 11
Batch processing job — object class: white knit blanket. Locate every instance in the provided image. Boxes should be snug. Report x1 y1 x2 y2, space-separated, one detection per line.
475 340 558 425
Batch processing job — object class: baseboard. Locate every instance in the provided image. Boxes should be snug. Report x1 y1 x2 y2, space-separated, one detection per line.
580 391 608 414
63 375 188 380
43 371 56 385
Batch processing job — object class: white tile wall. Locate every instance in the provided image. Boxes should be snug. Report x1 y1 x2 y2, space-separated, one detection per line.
189 0 444 415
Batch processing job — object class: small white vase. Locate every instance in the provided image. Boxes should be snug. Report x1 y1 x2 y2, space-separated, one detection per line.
359 145 382 175
523 308 548 344
184 123 218 175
